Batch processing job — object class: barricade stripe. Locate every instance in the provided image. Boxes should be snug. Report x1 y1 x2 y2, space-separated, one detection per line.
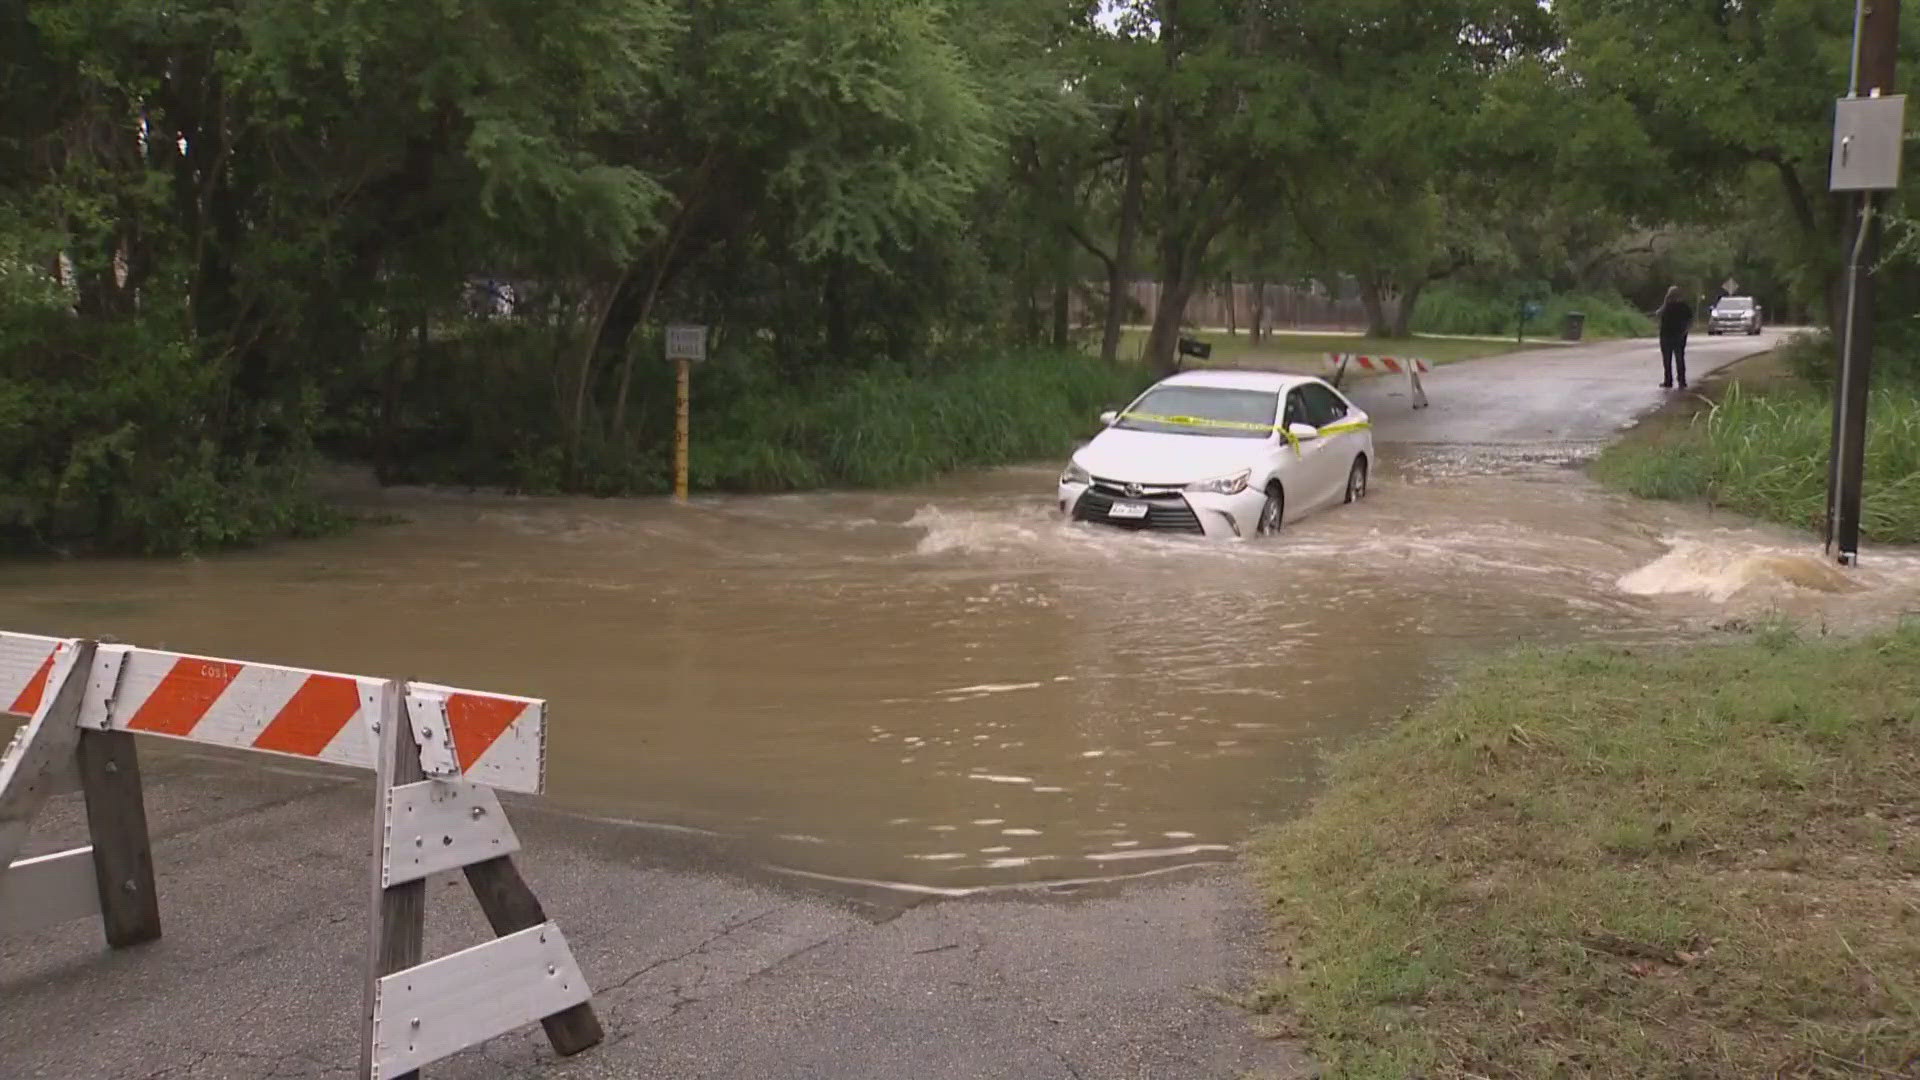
252 674 362 757
447 694 527 773
125 658 244 736
8 650 56 716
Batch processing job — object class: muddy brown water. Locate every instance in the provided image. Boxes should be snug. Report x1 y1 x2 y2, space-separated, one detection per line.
4 453 1917 896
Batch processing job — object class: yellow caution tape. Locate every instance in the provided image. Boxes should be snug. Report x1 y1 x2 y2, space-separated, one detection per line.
1118 411 1276 432
1117 412 1371 456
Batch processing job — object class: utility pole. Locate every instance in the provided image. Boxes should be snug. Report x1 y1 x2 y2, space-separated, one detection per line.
1826 0 1902 565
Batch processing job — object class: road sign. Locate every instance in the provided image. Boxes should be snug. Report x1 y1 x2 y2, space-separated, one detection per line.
665 324 706 362
1722 278 1739 294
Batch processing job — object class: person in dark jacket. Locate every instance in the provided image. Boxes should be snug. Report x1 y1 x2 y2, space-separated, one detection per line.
1657 286 1693 389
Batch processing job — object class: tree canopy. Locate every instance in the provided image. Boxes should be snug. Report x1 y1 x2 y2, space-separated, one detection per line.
3 0 1910 551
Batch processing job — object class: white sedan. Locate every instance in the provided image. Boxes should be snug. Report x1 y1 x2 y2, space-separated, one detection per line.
1056 370 1373 539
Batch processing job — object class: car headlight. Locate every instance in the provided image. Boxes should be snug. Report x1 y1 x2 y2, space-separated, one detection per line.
1061 461 1092 486
1185 469 1250 496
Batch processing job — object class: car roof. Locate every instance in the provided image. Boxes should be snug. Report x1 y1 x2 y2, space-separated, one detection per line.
1154 369 1317 393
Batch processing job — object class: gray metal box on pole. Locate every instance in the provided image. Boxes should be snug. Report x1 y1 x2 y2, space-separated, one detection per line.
1830 94 1906 192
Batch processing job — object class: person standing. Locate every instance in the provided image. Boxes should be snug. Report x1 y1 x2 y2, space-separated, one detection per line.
1657 286 1694 389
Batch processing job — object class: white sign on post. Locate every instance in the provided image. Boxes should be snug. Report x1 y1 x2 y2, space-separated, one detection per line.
665 324 707 362
1830 94 1907 192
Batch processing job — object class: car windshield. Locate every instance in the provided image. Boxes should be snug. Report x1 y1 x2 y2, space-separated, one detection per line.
1115 386 1278 439
1718 298 1754 311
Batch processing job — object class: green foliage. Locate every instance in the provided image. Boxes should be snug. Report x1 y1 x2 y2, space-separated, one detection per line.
14 0 1916 556
694 350 1148 491
0 307 340 555
1593 381 1920 543
1554 0 1920 321
1411 283 1653 339
352 328 1145 495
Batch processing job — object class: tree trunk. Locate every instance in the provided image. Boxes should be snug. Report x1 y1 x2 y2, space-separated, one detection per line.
376 313 410 481
611 261 675 437
1223 272 1236 336
1391 281 1423 338
825 260 853 359
1250 279 1265 342
568 275 627 475
1144 273 1195 377
1099 119 1146 365
1359 280 1392 338
1051 276 1070 350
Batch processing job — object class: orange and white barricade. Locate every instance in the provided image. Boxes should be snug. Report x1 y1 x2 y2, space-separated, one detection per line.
1326 352 1431 409
0 632 600 1079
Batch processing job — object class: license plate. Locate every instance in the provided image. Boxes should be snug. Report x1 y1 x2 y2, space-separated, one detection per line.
1107 501 1150 520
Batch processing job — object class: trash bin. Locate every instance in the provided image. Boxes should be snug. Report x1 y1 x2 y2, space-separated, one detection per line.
1562 312 1586 342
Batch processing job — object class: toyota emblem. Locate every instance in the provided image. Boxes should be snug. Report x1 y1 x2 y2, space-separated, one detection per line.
1124 483 1145 498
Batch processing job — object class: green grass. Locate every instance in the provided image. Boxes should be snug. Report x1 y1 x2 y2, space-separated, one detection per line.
1255 623 1920 1079
1109 329 1532 373
690 349 1150 491
1593 381 1920 544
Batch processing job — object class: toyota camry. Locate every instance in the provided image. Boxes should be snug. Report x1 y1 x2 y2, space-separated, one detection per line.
1057 370 1373 539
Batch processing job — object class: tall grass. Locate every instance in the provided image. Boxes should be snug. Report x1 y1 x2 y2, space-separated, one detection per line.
1412 283 1654 339
692 350 1150 491
1593 383 1920 542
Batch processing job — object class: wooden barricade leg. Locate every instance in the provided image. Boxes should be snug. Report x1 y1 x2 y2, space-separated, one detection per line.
1409 363 1429 409
464 856 604 1055
364 679 427 1080
362 679 602 1080
75 729 161 947
0 639 161 949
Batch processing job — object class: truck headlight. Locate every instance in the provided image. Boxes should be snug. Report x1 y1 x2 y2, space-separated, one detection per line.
1185 469 1250 496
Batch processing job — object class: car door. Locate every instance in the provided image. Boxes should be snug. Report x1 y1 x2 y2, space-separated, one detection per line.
1299 382 1363 508
1278 387 1344 514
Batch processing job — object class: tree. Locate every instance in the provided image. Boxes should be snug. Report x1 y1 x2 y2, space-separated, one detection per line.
1554 0 1920 329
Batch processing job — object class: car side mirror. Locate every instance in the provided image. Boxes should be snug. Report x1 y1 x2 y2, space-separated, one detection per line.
1287 423 1320 442
1099 410 1118 426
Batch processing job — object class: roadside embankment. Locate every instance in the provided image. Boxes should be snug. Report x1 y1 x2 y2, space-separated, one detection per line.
1593 342 1920 544
1254 622 1920 1078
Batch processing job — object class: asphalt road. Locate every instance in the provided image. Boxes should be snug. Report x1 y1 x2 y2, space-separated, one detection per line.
1345 329 1791 446
1 748 1308 1079
0 331 1786 1080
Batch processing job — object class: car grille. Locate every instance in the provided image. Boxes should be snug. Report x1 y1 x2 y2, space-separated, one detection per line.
1073 485 1204 533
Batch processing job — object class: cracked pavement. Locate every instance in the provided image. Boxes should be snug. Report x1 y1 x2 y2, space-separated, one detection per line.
2 750 1308 1079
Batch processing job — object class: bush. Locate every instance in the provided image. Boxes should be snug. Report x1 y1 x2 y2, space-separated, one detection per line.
692 349 1149 491
1411 283 1654 339
1783 325 1920 388
345 324 1150 496
0 307 339 556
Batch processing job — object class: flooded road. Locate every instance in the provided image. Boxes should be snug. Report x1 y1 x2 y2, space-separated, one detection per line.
6 442 1915 895
7 333 1919 895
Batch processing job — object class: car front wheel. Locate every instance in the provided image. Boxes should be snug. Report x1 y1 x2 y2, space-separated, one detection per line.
1345 456 1368 503
1256 485 1284 536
